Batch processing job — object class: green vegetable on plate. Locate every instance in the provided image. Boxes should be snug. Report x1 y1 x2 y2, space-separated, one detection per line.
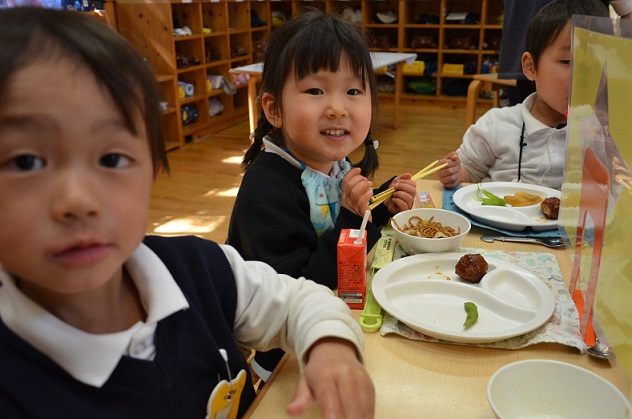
463 301 478 329
474 184 506 206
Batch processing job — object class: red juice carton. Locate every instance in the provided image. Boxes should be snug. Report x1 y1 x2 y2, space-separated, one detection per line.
337 228 367 309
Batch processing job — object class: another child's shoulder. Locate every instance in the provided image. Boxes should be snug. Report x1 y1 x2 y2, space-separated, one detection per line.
485 101 523 117
245 152 300 177
477 102 524 127
240 152 303 193
142 235 236 289
143 235 222 260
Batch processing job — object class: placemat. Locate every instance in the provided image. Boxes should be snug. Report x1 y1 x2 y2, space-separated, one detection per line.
380 247 588 353
442 187 562 238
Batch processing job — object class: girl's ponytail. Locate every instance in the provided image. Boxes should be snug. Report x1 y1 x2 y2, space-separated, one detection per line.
242 109 274 170
356 131 380 179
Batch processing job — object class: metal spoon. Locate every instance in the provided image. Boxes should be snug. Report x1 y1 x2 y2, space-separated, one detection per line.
480 234 565 248
587 337 613 359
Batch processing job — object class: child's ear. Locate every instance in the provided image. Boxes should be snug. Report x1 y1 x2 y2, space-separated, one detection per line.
261 93 282 128
522 52 536 81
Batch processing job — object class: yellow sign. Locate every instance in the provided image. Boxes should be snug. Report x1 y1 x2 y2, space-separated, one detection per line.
563 17 632 380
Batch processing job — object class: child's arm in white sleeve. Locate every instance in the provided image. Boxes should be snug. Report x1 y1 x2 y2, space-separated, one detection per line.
222 244 373 418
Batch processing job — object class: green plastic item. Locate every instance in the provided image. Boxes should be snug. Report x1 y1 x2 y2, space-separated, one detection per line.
359 228 396 332
359 269 383 332
406 79 436 95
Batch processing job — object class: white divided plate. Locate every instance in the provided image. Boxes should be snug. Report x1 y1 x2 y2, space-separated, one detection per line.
372 253 555 343
452 182 561 231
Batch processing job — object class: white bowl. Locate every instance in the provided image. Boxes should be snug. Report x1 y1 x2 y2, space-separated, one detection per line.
390 208 471 254
488 360 631 419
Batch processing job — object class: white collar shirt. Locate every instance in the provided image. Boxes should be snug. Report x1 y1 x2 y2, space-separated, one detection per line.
0 243 189 387
457 92 567 189
263 137 342 178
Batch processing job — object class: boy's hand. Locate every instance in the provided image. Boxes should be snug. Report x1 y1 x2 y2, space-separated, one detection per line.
341 168 373 217
383 173 416 214
437 152 463 189
286 338 375 419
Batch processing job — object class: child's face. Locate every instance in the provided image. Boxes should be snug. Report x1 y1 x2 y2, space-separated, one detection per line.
0 58 154 300
523 22 572 124
266 54 372 173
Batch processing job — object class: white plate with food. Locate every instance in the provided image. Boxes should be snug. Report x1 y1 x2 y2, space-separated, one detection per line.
371 252 555 343
452 182 561 231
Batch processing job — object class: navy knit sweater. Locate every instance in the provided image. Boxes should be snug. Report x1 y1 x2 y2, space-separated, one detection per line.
0 236 256 418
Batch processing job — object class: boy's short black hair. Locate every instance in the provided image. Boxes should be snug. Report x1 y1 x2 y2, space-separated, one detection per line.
526 0 609 69
0 7 169 174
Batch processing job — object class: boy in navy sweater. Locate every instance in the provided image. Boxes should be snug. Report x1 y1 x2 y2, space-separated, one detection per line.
0 7 373 418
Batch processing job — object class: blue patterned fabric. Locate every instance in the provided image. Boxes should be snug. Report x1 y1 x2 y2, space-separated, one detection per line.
300 160 352 236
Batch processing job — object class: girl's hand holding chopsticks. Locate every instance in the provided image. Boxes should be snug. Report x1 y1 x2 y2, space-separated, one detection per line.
341 167 374 218
369 160 447 210
361 172 415 216
377 173 417 214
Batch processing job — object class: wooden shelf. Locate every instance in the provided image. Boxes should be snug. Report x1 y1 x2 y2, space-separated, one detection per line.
114 0 503 147
115 0 271 149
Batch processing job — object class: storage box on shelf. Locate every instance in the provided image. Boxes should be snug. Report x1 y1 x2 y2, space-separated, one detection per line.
114 0 270 149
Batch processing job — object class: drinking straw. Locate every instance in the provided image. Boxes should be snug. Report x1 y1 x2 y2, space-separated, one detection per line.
355 210 371 244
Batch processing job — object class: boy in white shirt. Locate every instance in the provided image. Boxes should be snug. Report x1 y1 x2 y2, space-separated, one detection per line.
437 0 610 190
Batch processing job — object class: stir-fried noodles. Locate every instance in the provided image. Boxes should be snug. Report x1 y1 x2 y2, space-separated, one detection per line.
392 216 460 238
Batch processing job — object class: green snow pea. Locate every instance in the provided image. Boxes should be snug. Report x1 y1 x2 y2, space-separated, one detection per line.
474 184 506 206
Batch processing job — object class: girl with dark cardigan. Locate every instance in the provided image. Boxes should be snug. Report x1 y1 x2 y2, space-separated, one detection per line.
226 10 417 381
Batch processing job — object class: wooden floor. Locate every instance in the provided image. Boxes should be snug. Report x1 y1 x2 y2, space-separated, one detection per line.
148 101 475 243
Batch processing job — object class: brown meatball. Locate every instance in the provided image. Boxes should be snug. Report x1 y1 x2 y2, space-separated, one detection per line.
541 197 561 219
455 253 488 283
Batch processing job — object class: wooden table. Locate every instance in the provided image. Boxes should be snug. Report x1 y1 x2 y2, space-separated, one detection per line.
244 179 630 418
465 73 517 128
230 52 417 133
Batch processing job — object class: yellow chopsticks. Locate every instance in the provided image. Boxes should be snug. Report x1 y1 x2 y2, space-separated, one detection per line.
368 160 448 210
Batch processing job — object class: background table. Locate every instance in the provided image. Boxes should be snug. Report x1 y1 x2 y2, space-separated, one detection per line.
244 179 630 418
230 52 416 133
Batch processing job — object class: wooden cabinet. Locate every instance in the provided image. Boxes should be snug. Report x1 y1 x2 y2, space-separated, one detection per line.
266 0 503 104
115 0 270 149
398 0 504 103
114 0 502 148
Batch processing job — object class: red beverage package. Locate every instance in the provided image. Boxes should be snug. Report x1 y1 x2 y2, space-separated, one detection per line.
337 228 367 309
